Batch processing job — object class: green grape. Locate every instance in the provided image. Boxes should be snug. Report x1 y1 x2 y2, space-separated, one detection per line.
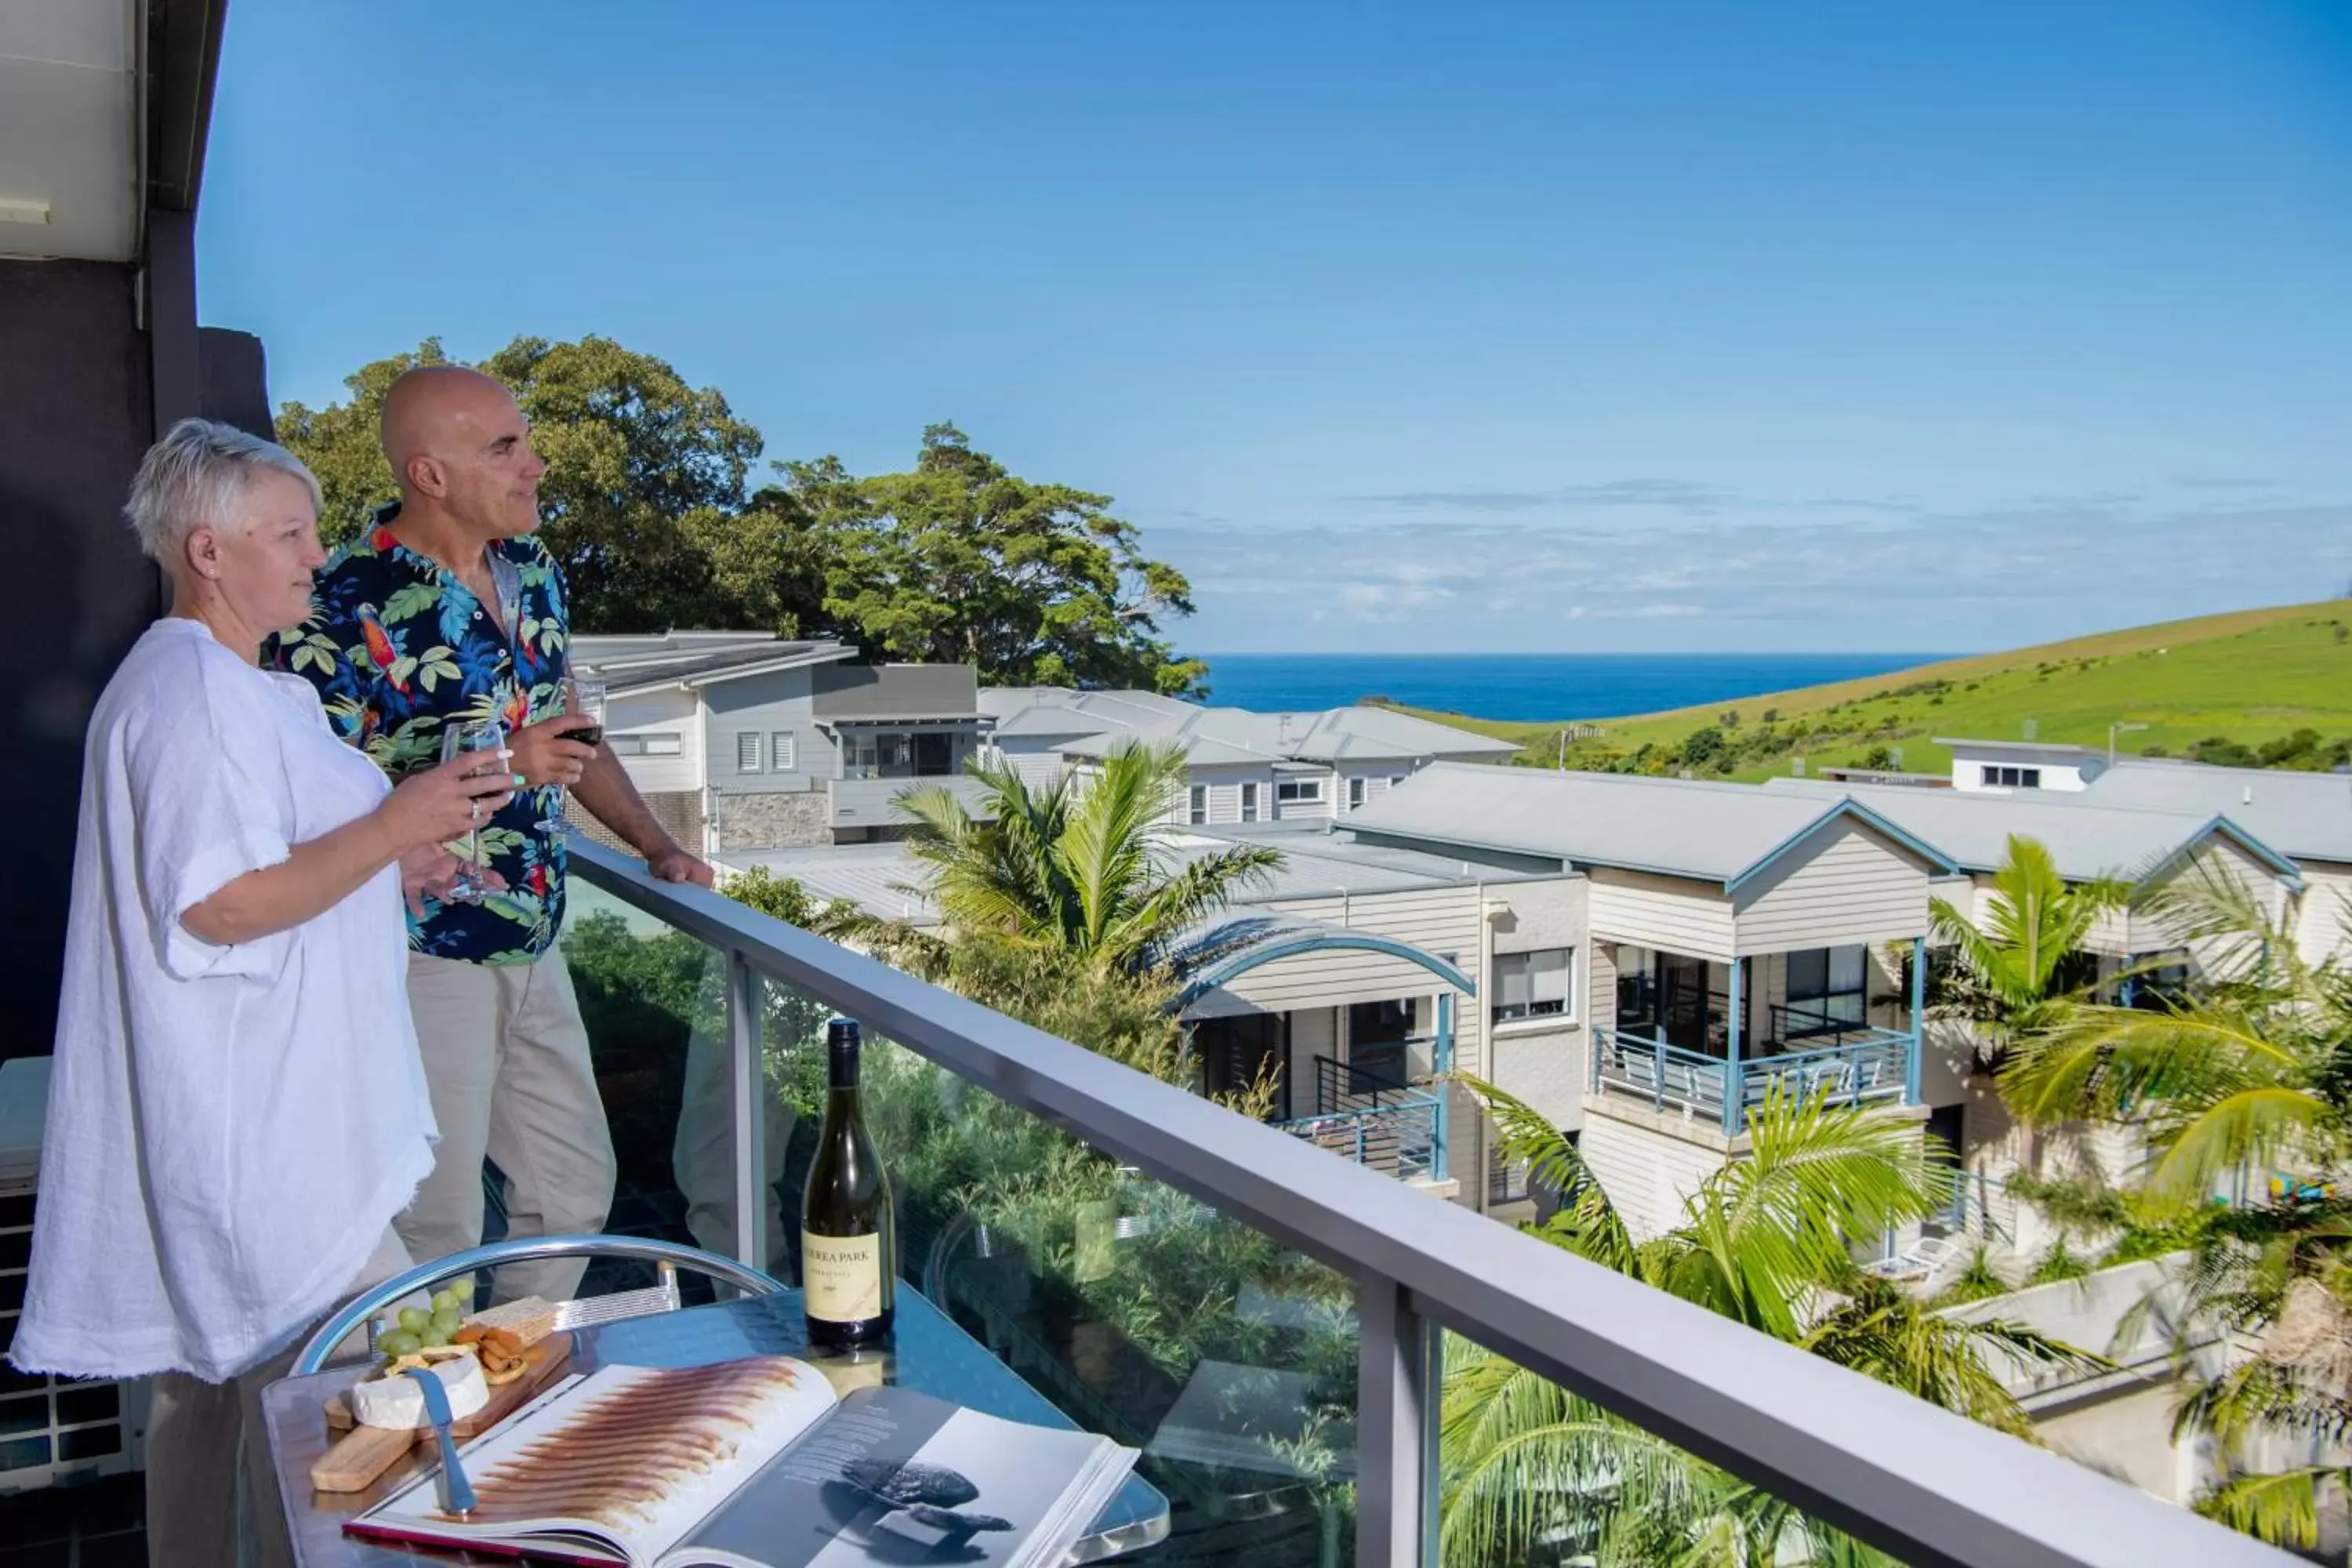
378 1330 423 1359
419 1324 452 1348
430 1289 459 1314
397 1307 430 1334
449 1277 477 1303
430 1308 462 1338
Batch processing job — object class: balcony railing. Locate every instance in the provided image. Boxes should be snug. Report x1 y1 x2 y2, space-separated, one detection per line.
565 837 2278 1568
1276 1092 1444 1183
1592 1025 1914 1128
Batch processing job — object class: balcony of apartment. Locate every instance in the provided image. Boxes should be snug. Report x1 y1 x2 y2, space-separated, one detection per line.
1170 916 1469 1195
535 839 2274 1568
826 770 995 833
1590 942 1924 1134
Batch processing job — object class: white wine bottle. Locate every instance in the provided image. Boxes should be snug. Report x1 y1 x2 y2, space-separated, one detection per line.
800 1018 896 1349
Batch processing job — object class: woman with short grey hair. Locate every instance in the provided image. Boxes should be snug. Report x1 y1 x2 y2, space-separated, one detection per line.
11 419 518 1568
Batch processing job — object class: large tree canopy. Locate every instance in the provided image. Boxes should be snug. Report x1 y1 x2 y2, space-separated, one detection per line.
277 339 1203 691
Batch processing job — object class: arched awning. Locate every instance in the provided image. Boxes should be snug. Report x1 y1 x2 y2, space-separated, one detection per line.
1165 913 1477 1014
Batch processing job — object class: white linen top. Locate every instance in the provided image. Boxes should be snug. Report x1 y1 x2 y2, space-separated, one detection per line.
12 617 437 1383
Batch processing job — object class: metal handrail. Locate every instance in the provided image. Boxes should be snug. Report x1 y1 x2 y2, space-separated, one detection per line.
565 838 2283 1568
290 1235 788 1374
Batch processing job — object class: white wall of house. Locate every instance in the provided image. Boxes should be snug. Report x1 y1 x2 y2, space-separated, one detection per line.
2128 837 2296 964
1483 877 1589 1136
1177 766 1279 826
1221 886 1483 1062
2296 860 2352 967
1730 818 1932 953
1273 769 1338 822
1333 764 1410 816
1587 867 1737 961
1947 742 2103 793
603 688 700 794
1576 1108 1733 1241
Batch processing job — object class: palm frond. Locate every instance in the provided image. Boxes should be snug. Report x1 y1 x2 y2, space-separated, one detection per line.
2190 1465 2341 1551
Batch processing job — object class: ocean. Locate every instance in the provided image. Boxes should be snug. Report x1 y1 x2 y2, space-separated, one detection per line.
1194 653 1951 724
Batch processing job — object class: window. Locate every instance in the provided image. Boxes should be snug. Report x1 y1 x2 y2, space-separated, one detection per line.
642 732 683 757
1388 775 1405 789
1348 776 1367 810
770 731 797 771
1240 782 1261 822
1492 949 1573 1023
1784 945 1868 1035
1276 778 1323 803
1981 764 2042 789
735 731 762 771
1188 784 1209 826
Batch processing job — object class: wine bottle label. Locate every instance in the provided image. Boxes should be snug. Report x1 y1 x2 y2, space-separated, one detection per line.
802 1230 884 1322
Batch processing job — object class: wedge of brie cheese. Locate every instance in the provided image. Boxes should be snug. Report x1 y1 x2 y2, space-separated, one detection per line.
349 1352 489 1429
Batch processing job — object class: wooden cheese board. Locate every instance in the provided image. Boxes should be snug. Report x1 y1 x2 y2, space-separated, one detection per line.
308 1332 573 1494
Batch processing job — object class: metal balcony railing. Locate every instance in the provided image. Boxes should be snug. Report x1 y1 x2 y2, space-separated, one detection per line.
1592 1025 1914 1128
568 838 2281 1568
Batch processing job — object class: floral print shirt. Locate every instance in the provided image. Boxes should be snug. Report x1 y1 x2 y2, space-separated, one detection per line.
270 506 572 964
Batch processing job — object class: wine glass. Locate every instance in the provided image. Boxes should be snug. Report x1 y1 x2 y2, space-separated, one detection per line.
535 676 607 833
437 717 506 902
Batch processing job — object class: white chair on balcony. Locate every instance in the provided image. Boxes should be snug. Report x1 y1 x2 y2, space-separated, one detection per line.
1861 1234 1958 1284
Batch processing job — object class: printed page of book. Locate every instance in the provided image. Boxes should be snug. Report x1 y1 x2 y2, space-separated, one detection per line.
668 1388 1138 1568
355 1358 838 1566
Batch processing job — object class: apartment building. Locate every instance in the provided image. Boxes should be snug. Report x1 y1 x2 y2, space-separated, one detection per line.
720 818 1584 1207
978 688 1519 824
569 633 993 851
1344 765 1954 1236
1942 738 2352 967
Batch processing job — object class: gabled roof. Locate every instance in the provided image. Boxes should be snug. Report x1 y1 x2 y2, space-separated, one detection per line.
977 688 1200 739
1766 777 2304 884
2076 760 2352 863
568 633 859 696
1054 704 1517 768
1345 764 1958 887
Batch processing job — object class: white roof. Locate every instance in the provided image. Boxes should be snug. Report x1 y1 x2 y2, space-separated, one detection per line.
1765 777 2301 884
2078 760 2352 864
978 687 1200 739
718 817 1526 927
1346 764 1952 886
1056 705 1517 768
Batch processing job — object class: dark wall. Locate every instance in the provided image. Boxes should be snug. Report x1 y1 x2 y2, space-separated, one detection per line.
0 263 272 1058
0 261 162 1059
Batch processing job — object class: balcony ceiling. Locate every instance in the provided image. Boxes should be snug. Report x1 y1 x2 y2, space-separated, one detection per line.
0 0 223 263
0 0 139 261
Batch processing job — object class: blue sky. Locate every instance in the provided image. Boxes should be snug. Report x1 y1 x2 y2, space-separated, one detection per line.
199 2 2352 655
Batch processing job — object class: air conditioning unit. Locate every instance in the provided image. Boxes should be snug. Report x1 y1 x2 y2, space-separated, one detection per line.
1 1056 148 1493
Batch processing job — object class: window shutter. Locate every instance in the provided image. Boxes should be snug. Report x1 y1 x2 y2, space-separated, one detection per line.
1530 949 1571 1009
737 732 761 771
771 731 796 771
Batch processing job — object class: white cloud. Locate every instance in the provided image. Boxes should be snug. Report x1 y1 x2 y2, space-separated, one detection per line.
1145 491 2352 652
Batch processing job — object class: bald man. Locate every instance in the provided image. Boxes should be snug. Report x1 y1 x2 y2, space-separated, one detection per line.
273 366 712 1303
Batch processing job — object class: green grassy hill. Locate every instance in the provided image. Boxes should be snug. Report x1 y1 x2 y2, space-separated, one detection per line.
1391 599 2352 782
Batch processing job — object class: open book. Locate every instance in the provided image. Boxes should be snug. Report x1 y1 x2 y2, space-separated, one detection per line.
344 1356 1138 1568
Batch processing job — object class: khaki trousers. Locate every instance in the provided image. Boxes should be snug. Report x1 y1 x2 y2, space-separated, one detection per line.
145 1228 413 1568
671 1010 797 1268
401 949 617 1305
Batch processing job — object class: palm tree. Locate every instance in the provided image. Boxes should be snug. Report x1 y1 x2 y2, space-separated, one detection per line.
880 742 1282 975
1998 858 2352 1549
1441 1080 2098 1565
1928 833 2127 1050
